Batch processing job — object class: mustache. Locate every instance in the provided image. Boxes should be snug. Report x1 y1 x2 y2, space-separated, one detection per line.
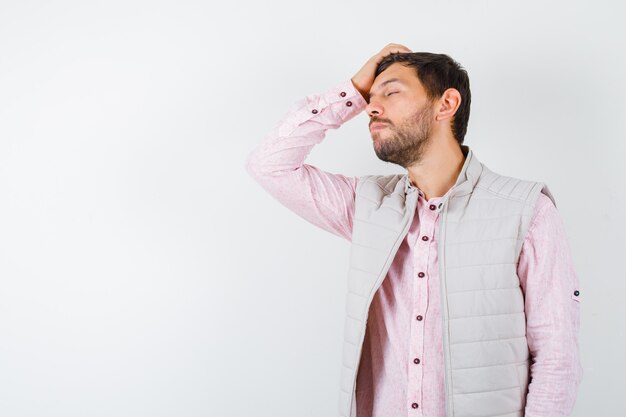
369 117 393 127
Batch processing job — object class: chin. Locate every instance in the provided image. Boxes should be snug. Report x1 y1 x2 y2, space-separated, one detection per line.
371 132 386 142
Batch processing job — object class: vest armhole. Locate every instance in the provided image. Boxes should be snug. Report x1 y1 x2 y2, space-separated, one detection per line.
540 184 557 208
514 181 551 261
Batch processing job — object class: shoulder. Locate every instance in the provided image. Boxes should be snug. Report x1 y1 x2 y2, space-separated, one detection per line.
356 174 405 195
475 164 546 204
535 191 556 213
528 191 562 234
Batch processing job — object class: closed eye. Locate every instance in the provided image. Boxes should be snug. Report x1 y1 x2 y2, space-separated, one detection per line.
385 91 399 97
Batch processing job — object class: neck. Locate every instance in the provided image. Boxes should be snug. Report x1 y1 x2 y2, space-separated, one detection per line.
407 138 465 201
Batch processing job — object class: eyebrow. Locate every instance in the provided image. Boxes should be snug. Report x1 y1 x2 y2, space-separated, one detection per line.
369 78 404 98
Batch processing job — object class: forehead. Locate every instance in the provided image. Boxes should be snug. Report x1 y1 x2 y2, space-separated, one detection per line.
370 62 424 94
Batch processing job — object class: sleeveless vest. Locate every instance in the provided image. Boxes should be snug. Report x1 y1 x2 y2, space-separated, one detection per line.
338 146 555 417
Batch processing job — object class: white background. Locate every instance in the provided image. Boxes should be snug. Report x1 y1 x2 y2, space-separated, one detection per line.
0 0 623 416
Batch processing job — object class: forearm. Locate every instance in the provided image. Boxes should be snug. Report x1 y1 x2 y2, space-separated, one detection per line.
244 79 367 241
245 79 365 177
525 347 582 417
524 287 582 416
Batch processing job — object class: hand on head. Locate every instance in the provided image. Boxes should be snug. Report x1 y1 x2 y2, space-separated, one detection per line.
351 43 413 102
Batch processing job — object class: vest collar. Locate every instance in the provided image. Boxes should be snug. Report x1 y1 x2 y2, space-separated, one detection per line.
403 145 484 201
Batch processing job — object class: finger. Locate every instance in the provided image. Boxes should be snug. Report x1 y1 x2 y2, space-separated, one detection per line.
386 43 411 51
382 45 411 55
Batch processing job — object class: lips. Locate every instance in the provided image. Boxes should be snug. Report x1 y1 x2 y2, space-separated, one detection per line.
370 122 388 131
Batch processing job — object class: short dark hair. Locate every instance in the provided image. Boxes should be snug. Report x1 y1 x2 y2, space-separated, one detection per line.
375 52 471 145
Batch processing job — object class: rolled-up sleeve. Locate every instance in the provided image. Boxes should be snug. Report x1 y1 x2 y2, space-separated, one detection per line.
517 192 583 416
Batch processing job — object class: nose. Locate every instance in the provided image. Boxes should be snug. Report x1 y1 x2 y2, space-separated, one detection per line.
366 100 383 117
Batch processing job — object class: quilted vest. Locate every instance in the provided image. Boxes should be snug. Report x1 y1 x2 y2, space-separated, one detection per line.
339 145 555 417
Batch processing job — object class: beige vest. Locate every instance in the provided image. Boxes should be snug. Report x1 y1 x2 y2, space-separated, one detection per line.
339 146 555 417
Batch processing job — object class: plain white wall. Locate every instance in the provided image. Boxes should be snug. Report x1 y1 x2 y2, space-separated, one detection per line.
0 0 623 416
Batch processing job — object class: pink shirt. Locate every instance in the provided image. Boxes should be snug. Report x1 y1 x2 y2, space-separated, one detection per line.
245 79 583 417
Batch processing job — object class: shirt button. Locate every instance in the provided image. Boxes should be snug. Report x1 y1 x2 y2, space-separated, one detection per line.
429 204 437 210
413 358 420 364
311 109 318 114
416 315 423 321
346 100 353 107
412 403 419 409
421 236 429 241
574 290 580 296
418 272 425 278
340 91 347 97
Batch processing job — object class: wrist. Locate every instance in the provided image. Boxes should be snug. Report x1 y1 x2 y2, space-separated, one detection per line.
350 78 369 102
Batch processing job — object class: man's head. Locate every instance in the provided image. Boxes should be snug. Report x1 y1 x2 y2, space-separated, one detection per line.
366 52 471 167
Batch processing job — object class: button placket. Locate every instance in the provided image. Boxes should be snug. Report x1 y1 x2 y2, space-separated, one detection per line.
421 199 440 243
409 197 431 417
415 199 439 409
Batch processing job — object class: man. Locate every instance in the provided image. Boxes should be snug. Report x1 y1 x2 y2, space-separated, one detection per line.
245 43 582 417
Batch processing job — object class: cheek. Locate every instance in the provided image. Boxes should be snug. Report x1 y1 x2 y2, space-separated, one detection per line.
387 106 410 126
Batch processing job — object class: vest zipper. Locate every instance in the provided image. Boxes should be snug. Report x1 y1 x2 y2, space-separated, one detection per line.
437 198 453 417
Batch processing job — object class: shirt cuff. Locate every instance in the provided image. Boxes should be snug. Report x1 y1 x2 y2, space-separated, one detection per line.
277 79 368 137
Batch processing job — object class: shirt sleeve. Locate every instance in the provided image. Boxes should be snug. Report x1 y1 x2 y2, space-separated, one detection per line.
244 79 367 242
517 192 583 417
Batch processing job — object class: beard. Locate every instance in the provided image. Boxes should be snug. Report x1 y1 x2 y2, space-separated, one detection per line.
370 104 434 168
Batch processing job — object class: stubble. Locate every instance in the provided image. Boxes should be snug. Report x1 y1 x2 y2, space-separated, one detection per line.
372 104 434 168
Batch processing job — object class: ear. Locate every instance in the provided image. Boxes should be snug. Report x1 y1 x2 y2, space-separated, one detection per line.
435 88 461 121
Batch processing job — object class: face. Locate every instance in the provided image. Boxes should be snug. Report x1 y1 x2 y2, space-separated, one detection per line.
367 63 436 168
